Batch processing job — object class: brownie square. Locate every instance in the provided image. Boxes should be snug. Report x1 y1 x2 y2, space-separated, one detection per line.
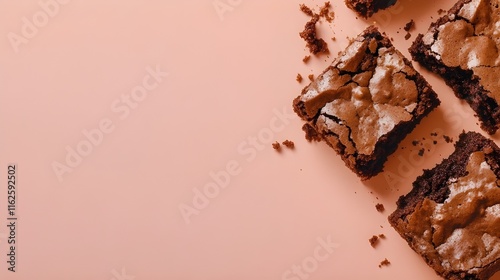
389 132 500 280
410 0 500 134
292 26 440 180
345 0 398 18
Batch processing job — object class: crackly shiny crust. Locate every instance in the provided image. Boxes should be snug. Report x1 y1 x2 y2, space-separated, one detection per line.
410 0 500 135
389 132 500 280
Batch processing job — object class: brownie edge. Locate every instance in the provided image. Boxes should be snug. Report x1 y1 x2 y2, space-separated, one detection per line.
389 132 500 280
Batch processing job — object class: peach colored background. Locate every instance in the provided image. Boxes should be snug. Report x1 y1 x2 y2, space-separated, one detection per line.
1 0 499 279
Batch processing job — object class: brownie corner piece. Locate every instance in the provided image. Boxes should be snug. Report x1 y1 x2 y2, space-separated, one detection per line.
292 25 440 180
389 131 500 280
344 0 398 18
409 0 500 135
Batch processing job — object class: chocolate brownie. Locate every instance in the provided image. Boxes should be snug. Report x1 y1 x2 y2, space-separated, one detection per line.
293 26 440 180
389 132 500 280
410 0 500 135
345 0 397 18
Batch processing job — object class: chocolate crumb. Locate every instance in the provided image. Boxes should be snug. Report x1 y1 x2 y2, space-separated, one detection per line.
379 258 391 268
299 4 314 16
329 12 335 20
443 135 453 143
418 148 425 156
431 132 438 137
299 4 329 55
319 1 334 23
404 32 411 40
303 55 311 63
308 74 315 81
272 142 281 151
283 140 295 149
378 234 386 239
412 140 419 146
296 73 303 83
375 203 385 213
369 235 379 247
433 140 438 145
404 20 415 32
437 8 446 15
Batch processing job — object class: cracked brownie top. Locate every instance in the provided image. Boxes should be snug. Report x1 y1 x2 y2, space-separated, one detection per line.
295 26 421 156
389 132 500 280
421 0 500 103
410 0 500 134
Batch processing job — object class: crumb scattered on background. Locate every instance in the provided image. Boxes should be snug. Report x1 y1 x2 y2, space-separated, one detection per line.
272 142 281 151
407 131 454 151
379 259 391 268
300 15 329 55
369 235 379 247
300 4 314 16
378 234 386 239
437 8 446 15
375 203 385 213
404 20 415 32
299 3 332 55
318 1 334 23
296 73 303 83
308 74 315 81
303 55 311 63
403 20 414 40
283 140 295 149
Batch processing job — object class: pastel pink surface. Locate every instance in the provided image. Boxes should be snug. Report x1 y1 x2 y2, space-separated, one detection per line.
0 0 499 279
